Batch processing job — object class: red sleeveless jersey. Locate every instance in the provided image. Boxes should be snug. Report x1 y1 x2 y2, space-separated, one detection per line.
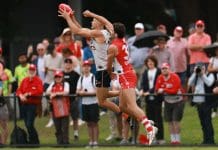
112 38 133 72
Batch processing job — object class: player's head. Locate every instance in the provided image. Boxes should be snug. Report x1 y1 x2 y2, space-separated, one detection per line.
113 22 126 38
91 18 103 30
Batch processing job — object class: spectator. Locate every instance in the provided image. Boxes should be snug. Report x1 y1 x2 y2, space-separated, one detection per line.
188 62 215 144
188 20 211 74
140 56 164 144
167 26 189 86
76 60 99 147
157 24 167 34
149 37 174 71
32 43 47 82
46 70 70 145
83 39 96 75
208 43 218 118
44 44 63 128
56 28 82 61
63 58 80 141
14 53 29 87
0 62 9 144
42 38 50 51
155 63 184 145
1 60 14 120
127 23 149 81
16 64 43 144
62 48 81 74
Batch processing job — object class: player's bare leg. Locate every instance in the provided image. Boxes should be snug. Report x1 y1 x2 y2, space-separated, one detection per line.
119 88 157 145
96 87 120 113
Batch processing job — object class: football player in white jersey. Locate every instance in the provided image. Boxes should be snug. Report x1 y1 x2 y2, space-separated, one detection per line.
59 8 120 113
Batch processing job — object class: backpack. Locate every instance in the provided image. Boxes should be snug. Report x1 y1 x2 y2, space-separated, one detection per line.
80 74 95 88
10 126 28 145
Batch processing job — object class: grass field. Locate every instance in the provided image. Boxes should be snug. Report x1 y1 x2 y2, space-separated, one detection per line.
4 102 218 148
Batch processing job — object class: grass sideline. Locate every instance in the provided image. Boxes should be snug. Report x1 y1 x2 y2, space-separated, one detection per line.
4 102 218 147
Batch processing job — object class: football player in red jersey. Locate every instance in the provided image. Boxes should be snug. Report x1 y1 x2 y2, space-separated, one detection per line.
107 22 157 145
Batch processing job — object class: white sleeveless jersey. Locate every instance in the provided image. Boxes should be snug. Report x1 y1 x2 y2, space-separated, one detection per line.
90 30 110 71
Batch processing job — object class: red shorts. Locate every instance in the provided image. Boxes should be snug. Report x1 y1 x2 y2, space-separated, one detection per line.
118 70 137 89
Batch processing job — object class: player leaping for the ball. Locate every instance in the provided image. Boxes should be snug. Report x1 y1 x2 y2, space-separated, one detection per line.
58 7 120 113
107 22 158 145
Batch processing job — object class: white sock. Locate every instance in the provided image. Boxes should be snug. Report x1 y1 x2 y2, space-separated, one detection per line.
175 134 180 142
93 141 98 145
74 130 79 136
89 141 93 145
170 134 176 142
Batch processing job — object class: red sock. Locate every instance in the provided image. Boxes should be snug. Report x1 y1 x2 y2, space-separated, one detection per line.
140 116 153 132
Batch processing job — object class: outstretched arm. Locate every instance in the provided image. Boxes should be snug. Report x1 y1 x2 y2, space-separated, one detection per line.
71 13 81 28
83 10 114 35
59 8 102 38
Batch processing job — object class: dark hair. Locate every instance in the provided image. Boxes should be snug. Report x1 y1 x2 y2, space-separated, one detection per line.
144 55 158 68
113 22 126 38
18 52 27 58
47 44 55 54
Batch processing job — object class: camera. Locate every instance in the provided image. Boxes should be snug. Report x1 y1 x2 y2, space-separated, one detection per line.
195 66 202 74
84 89 88 92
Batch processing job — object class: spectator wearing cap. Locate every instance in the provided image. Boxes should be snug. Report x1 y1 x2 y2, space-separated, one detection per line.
127 23 149 85
149 37 175 71
76 60 99 147
16 64 43 144
56 28 82 61
46 70 70 145
167 26 189 86
62 48 81 74
63 58 80 141
188 20 212 74
44 44 63 128
155 63 184 145
188 62 215 144
32 43 47 82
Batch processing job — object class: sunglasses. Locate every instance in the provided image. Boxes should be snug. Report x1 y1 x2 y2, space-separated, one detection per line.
196 25 204 28
64 61 72 64
64 33 72 36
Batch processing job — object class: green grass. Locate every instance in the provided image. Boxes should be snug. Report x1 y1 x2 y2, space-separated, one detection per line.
4 102 218 148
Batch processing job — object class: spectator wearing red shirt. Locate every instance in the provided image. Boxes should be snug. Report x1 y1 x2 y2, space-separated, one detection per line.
155 63 184 145
56 28 82 60
16 64 43 144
